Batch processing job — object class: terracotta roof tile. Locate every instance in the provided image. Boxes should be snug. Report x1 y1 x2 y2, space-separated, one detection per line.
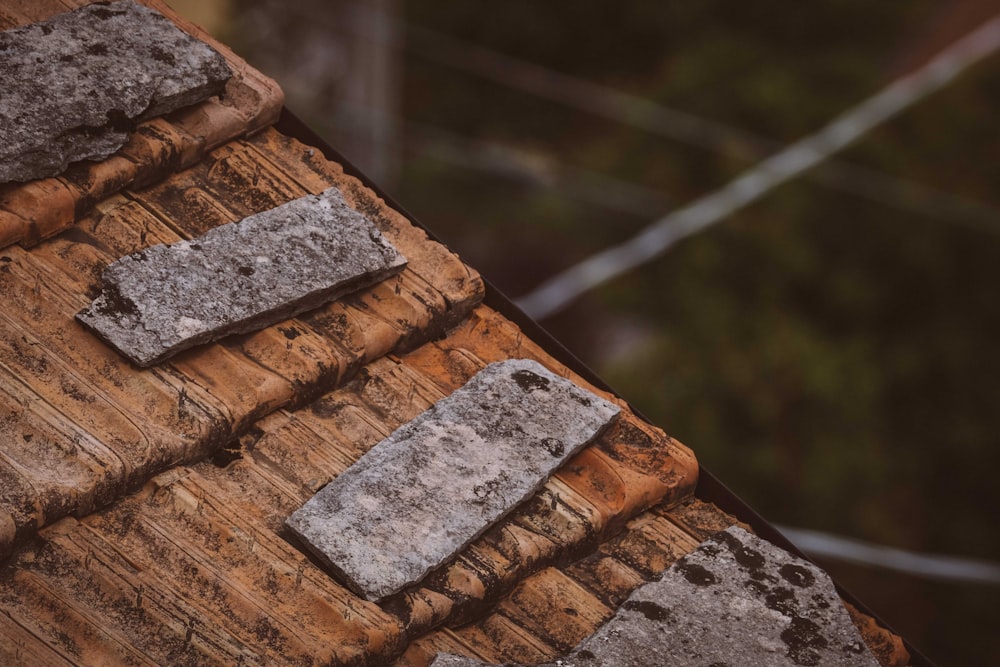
0 125 483 559
0 1 233 184
428 527 885 667
399 502 908 667
0 3 915 665
0 305 695 664
0 0 283 248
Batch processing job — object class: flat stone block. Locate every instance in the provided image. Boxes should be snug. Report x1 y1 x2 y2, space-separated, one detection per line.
77 187 406 366
0 0 231 183
286 359 620 601
431 526 878 667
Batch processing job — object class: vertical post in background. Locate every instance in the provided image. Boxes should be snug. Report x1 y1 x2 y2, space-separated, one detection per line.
339 0 400 187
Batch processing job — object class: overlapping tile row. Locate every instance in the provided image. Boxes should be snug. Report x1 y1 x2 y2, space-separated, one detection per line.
212 304 698 639
0 8 913 664
0 0 283 248
0 475 405 665
394 501 739 665
0 305 697 665
0 1 233 184
0 182 907 666
395 500 911 667
78 187 408 366
0 128 484 559
430 526 884 667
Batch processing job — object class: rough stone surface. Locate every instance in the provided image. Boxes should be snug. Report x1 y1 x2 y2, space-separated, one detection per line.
429 656 489 667
431 527 879 667
77 187 407 366
286 359 620 601
0 0 232 183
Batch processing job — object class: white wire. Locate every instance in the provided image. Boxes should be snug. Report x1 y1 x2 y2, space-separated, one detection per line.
403 20 1000 235
241 2 1000 589
515 15 1000 320
778 525 1000 584
263 0 1000 236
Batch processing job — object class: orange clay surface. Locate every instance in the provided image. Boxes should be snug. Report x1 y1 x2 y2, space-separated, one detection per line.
0 0 283 248
0 3 912 664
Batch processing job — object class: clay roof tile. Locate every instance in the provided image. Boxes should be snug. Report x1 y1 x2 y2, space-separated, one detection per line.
0 3 915 666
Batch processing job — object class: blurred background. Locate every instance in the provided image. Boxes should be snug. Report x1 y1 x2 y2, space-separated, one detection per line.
173 1 1000 663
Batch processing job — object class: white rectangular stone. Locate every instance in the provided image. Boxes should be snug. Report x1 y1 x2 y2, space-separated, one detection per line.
77 187 406 366
430 527 880 667
286 359 620 601
0 1 232 183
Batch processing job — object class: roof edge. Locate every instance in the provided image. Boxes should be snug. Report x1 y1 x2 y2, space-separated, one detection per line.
273 107 936 667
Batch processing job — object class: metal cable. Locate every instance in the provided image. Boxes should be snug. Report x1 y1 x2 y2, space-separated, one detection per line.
515 15 1000 319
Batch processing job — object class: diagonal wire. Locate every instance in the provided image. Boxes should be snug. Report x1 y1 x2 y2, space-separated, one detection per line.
778 525 1000 584
318 103 675 216
240 1 1000 589
404 120 676 217
403 21 1000 235
403 22 768 152
259 0 1000 236
514 15 1000 320
403 121 1000 234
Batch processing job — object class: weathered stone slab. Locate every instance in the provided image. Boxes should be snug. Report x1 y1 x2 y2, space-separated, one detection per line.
286 359 621 601
431 527 879 667
77 187 407 366
0 0 232 183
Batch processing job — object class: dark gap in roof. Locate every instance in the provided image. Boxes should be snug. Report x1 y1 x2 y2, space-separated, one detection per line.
208 442 243 469
210 424 266 468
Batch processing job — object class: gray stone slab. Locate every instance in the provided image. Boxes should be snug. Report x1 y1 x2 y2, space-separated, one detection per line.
0 0 231 183
286 359 620 602
77 187 406 366
431 527 879 667
429 656 488 667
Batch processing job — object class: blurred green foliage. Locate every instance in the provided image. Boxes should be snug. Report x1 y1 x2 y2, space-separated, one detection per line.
223 0 999 662
397 1 1000 664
